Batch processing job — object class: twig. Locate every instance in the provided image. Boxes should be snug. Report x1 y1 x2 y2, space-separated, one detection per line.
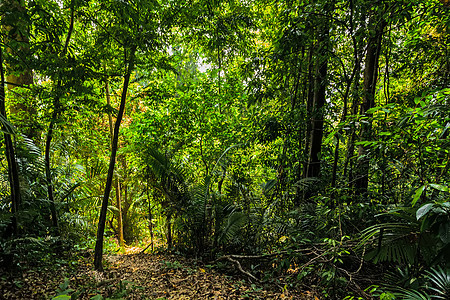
334 264 372 300
352 246 365 275
140 243 153 254
224 255 259 282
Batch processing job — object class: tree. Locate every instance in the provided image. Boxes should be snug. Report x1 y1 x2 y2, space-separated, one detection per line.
43 0 76 232
94 45 136 270
306 1 334 179
353 2 387 194
92 0 169 270
105 76 124 247
0 45 21 236
1 0 37 139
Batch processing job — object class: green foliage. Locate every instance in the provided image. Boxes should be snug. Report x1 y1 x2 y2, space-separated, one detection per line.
393 288 431 300
0 0 449 297
53 278 74 298
378 266 450 300
0 235 72 272
50 277 139 300
161 260 183 270
426 267 450 299
360 201 450 267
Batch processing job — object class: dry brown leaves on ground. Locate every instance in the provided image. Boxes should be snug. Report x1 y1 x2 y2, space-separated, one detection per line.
0 252 321 300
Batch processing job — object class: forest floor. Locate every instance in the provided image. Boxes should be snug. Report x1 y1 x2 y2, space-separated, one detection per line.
0 246 320 300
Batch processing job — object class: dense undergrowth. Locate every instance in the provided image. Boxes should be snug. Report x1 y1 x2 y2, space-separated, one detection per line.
1 0 450 299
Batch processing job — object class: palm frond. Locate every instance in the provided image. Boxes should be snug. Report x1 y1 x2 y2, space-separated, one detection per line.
360 222 419 264
426 266 450 299
393 288 431 300
217 209 247 245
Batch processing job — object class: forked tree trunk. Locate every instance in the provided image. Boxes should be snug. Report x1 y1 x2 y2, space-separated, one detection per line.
94 46 136 271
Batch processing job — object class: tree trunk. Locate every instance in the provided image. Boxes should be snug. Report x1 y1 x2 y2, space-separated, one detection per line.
302 47 315 179
354 14 386 194
306 10 331 179
105 78 124 247
331 0 360 188
43 3 75 233
0 46 21 236
146 185 154 252
45 115 59 231
94 46 136 271
167 213 173 249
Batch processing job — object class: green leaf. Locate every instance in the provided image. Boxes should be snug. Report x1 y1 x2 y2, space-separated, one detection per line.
90 295 103 300
429 184 449 193
366 107 378 114
262 179 277 194
107 205 119 212
439 223 450 244
0 113 17 135
59 278 69 290
412 185 426 207
416 203 433 220
52 296 71 300
379 132 392 136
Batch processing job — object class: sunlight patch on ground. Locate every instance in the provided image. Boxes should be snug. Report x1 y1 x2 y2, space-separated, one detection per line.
124 246 141 254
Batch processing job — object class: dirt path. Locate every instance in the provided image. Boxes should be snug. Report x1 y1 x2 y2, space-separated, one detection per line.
1 251 316 299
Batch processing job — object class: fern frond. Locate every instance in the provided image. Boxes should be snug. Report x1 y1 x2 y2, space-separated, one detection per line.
217 211 247 245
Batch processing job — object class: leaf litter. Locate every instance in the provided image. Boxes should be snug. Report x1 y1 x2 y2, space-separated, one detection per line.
0 250 320 299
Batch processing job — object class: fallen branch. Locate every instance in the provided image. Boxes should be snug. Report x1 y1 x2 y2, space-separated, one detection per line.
214 242 361 283
215 247 313 262
224 255 259 282
215 247 318 281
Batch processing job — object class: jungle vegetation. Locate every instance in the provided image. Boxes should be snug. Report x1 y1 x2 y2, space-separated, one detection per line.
1 0 450 298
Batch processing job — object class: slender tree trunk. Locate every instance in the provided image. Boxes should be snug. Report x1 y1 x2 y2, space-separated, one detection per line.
45 115 59 230
331 62 361 187
43 3 75 232
302 47 315 179
306 9 331 179
297 49 310 182
354 15 386 194
115 180 123 246
0 46 21 236
94 46 136 271
105 79 124 247
146 185 154 252
344 96 360 186
167 213 172 249
121 158 132 243
217 166 226 194
332 0 359 188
